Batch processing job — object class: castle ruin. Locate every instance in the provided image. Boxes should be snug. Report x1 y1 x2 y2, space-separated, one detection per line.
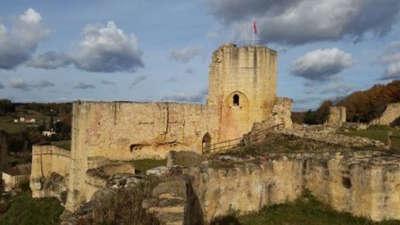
31 44 293 212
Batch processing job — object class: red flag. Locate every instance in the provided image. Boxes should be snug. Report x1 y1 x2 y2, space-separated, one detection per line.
252 21 258 34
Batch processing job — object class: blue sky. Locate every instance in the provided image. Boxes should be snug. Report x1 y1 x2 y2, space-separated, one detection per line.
0 0 399 111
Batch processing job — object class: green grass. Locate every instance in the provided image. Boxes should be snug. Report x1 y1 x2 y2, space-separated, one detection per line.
212 194 400 225
0 116 28 134
51 140 71 150
132 159 166 173
0 192 64 225
339 125 400 150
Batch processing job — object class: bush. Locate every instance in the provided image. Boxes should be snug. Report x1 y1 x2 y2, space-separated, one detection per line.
0 193 63 225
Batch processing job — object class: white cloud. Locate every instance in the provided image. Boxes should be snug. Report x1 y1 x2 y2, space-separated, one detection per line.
74 82 95 89
380 42 400 79
9 78 55 91
32 80 55 89
130 75 147 88
0 8 49 69
101 80 116 85
9 78 30 91
291 48 353 81
29 21 144 73
207 0 400 45
185 68 194 74
74 21 143 73
170 47 201 63
27 52 71 69
162 88 208 103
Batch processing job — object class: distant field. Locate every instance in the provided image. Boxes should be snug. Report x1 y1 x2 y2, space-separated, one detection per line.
212 194 400 225
0 113 50 134
339 125 400 150
0 116 28 134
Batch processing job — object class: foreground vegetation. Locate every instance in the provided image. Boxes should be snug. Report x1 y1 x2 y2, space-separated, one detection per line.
0 192 64 225
212 194 400 225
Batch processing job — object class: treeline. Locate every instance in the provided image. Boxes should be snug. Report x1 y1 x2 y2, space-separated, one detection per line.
293 80 400 124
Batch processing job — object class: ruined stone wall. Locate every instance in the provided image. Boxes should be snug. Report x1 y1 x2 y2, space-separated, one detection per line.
371 103 400 126
188 158 303 222
30 145 71 198
187 151 400 222
207 44 277 141
2 172 30 192
70 101 214 161
326 106 346 127
64 101 217 211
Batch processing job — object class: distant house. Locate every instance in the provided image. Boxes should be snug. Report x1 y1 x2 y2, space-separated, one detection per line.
42 129 56 137
1 163 31 192
26 118 36 123
15 117 36 124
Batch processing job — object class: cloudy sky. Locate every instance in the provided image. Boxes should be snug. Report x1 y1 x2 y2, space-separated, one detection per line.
1 0 400 111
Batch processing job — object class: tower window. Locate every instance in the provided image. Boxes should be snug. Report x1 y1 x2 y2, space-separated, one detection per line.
233 94 240 106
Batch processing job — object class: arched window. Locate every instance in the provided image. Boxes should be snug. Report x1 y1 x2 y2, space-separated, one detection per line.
233 94 240 106
202 133 211 154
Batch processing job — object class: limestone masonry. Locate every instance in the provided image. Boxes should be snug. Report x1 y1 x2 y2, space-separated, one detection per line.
371 103 400 126
326 106 346 127
30 44 400 224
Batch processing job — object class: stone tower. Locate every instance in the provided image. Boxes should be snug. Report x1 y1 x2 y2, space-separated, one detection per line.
207 44 277 141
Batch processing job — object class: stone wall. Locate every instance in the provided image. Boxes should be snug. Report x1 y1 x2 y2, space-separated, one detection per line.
30 145 71 198
70 101 213 161
64 149 400 224
371 103 400 126
2 172 30 192
2 163 30 192
186 150 400 222
326 106 346 127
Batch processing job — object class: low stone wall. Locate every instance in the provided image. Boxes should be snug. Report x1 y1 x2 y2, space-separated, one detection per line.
30 145 71 199
371 103 400 126
186 150 400 222
2 172 30 192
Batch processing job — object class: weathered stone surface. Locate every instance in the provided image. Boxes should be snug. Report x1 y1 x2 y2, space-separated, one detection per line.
167 151 202 168
371 103 400 126
147 166 169 176
281 125 385 149
30 145 71 199
186 150 400 222
326 106 346 127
